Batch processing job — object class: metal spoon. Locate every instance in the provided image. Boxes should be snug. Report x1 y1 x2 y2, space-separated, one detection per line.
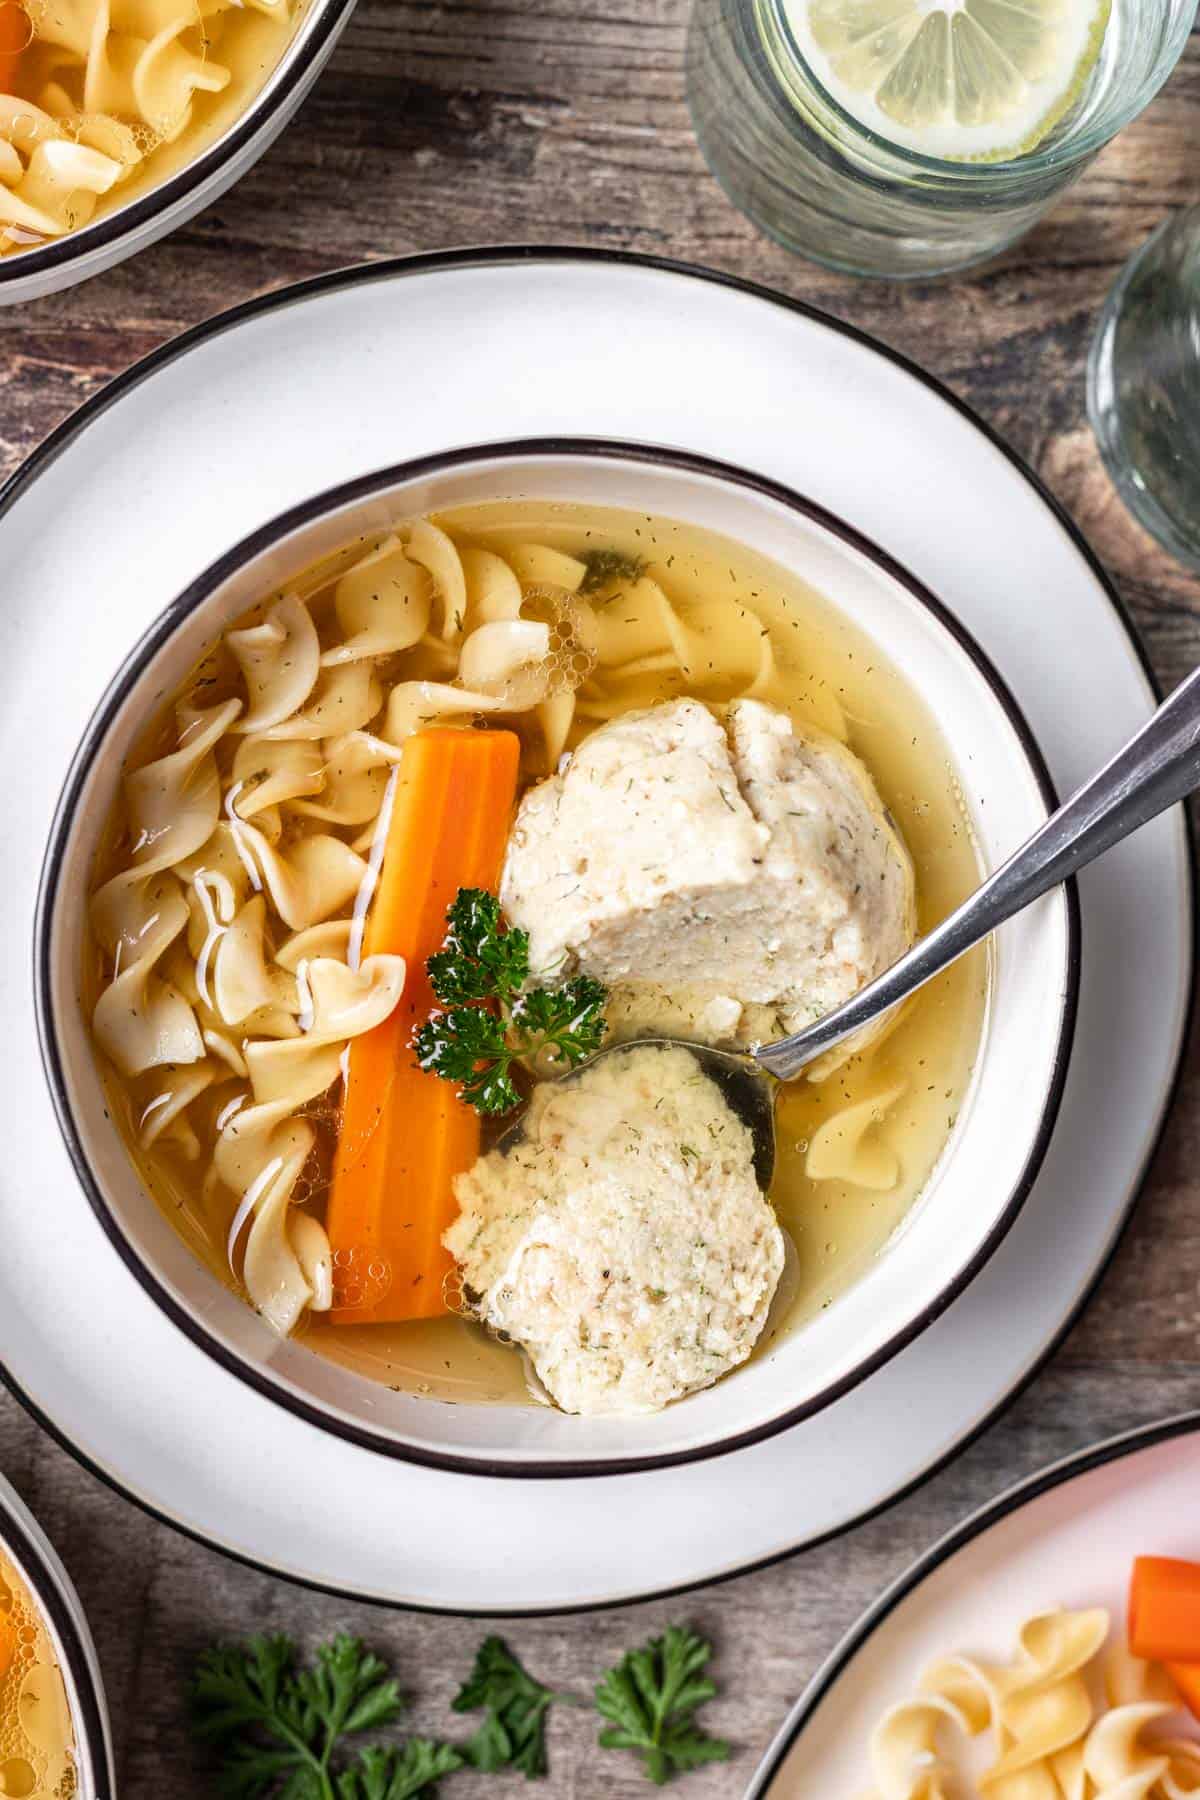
499 661 1200 1189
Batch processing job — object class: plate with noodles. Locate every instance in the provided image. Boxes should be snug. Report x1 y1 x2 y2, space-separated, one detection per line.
748 1413 1200 1798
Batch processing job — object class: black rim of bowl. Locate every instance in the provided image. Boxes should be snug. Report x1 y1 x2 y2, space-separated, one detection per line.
0 0 356 289
34 433 1081 1481
0 1483 113 1798
746 1408 1200 1796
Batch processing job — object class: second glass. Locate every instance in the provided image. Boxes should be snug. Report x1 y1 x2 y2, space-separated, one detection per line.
1090 207 1200 571
686 0 1195 280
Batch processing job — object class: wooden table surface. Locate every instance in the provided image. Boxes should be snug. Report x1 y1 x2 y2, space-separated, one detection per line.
3 3 1200 1793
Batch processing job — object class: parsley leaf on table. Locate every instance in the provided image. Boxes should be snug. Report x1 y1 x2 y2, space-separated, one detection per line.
335 1741 463 1800
191 1634 454 1800
192 1626 734 1795
415 888 608 1116
451 1636 565 1778
594 1626 731 1786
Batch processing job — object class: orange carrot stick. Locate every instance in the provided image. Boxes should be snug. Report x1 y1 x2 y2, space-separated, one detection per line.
0 4 26 90
1129 1557 1200 1663
325 728 520 1324
1167 1661 1200 1721
0 1611 12 1681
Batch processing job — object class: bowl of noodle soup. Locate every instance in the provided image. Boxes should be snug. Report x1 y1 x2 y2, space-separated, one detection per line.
36 440 1077 1477
0 0 355 301
0 1470 114 1797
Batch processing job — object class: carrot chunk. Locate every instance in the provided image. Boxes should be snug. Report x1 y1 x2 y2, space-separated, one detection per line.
1167 1661 1200 1720
325 728 520 1324
0 4 25 89
1129 1556 1200 1663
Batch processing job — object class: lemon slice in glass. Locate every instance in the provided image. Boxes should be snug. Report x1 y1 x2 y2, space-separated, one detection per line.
784 0 1111 161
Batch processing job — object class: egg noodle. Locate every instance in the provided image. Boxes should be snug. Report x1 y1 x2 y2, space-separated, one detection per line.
864 1610 1200 1800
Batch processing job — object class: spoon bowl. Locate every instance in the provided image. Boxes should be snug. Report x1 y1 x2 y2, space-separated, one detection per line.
496 1038 779 1190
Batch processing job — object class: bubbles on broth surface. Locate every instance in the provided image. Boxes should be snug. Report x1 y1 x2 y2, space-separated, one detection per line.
441 1265 469 1316
330 1246 392 1315
0 1554 76 1799
469 585 597 716
0 1 34 58
521 587 597 699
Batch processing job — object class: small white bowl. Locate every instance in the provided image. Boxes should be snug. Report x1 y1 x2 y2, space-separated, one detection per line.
0 1472 114 1797
0 0 356 304
36 441 1078 1478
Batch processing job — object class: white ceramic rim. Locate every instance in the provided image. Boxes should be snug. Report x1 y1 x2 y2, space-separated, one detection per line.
34 434 1077 1478
0 249 1189 1613
0 0 357 302
746 1409 1200 1797
0 1472 114 1799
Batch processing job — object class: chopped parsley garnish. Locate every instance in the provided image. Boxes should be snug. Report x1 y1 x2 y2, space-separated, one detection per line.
414 888 608 1116
594 1626 731 1786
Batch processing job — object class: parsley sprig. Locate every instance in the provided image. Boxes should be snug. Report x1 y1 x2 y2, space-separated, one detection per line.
193 1626 729 1793
595 1626 731 1786
414 889 607 1116
425 889 528 1006
451 1637 569 1778
190 1634 461 1800
337 1742 464 1800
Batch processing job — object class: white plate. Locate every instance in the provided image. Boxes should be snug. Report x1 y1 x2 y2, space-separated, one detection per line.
0 250 1191 1612
748 1411 1200 1795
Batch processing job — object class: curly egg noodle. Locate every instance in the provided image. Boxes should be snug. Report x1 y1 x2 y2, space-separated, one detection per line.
865 1611 1200 1800
0 0 300 254
87 502 988 1406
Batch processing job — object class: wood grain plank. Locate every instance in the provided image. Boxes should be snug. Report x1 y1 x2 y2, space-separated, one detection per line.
2 1 1199 1791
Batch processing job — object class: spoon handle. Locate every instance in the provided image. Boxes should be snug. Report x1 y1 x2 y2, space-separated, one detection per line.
755 663 1200 1082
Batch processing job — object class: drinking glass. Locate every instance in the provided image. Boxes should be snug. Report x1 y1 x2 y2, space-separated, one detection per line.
1089 207 1200 570
686 0 1196 280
